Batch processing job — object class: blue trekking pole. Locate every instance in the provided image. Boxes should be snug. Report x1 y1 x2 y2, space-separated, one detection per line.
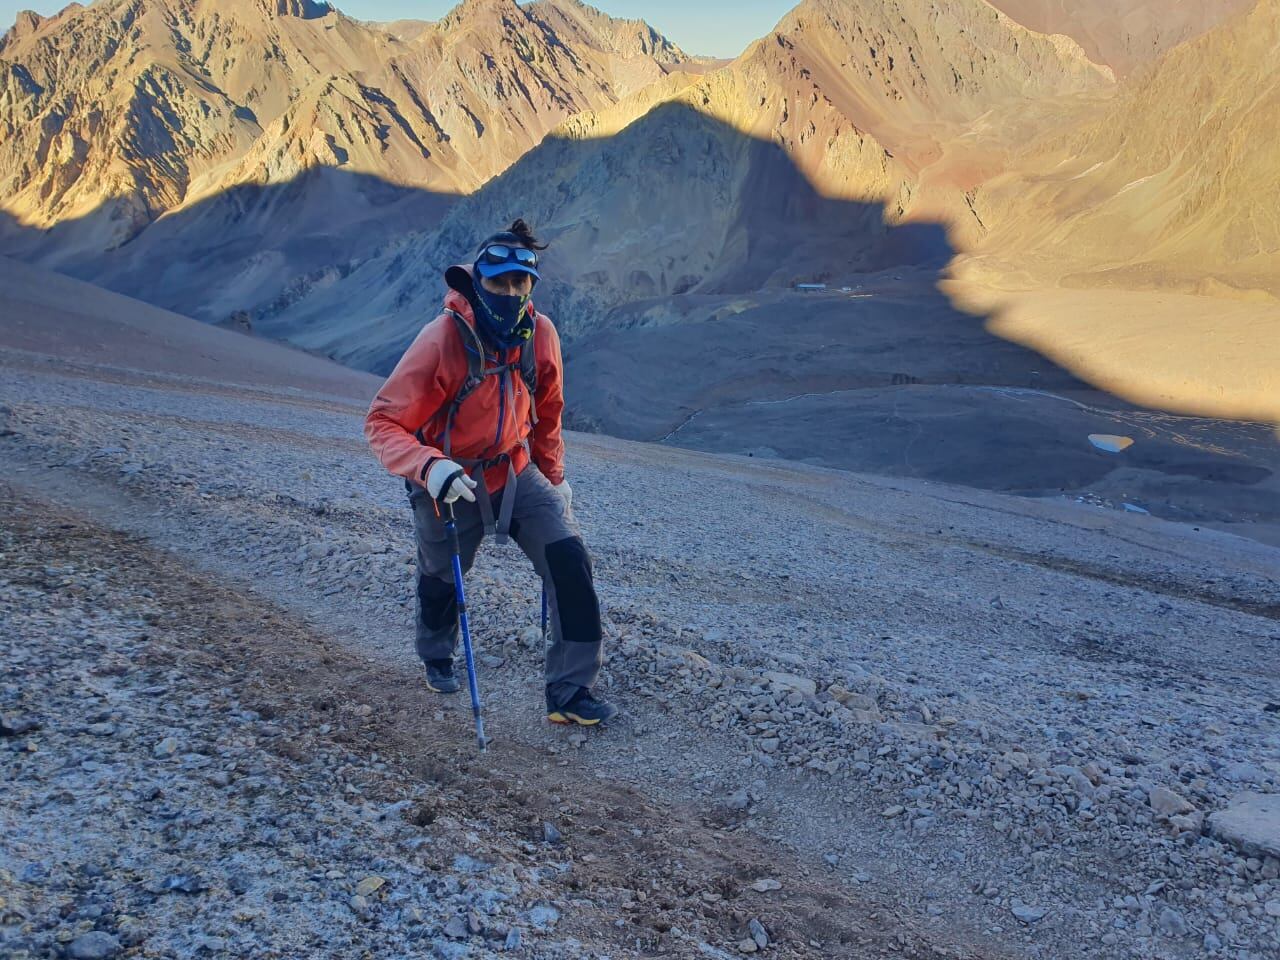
443 500 487 752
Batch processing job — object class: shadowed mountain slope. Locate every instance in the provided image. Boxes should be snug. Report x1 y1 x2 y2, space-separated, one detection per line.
0 0 692 270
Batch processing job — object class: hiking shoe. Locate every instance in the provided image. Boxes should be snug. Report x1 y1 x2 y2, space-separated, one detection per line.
547 688 618 726
424 659 460 694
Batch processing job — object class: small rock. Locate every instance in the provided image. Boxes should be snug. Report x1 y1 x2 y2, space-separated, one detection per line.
1168 811 1204 835
749 918 769 949
725 789 751 811
1148 786 1194 817
1010 901 1047 923
1264 899 1280 918
68 932 121 959
749 878 782 893
228 873 252 895
525 903 560 930
737 939 758 954
542 821 563 844
763 672 816 696
0 714 40 737
881 805 905 818
152 737 179 758
1222 761 1268 784
158 874 205 894
444 915 469 939
504 928 522 951
354 876 386 897
1157 906 1189 938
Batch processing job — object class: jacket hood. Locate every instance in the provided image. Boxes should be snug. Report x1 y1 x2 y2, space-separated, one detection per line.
443 263 480 329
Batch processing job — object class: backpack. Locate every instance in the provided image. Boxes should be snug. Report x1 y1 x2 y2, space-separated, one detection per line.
424 307 540 464
413 307 541 543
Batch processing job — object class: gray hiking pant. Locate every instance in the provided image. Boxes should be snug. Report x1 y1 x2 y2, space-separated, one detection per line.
408 464 603 709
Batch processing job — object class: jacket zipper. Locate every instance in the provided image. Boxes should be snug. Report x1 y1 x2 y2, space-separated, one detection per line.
493 366 506 451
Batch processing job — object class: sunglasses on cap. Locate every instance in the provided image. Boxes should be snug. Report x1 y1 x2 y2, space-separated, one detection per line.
478 244 538 269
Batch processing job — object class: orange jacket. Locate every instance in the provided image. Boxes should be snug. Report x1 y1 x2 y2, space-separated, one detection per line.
364 265 566 493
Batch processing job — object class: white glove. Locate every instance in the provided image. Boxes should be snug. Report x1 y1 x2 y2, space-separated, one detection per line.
426 459 477 503
554 479 572 510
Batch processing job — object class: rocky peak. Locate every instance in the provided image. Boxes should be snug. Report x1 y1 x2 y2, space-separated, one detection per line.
211 0 332 19
437 0 524 33
270 0 331 19
1 10 45 52
11 9 45 34
526 0 688 62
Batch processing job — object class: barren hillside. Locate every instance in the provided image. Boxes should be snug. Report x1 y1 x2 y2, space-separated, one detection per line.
0 0 693 291
968 0 1280 297
986 0 1256 75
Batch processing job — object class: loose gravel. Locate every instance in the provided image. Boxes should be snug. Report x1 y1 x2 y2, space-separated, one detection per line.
2 348 1279 960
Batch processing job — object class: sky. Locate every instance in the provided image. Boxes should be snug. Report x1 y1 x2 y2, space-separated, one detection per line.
1 1 797 59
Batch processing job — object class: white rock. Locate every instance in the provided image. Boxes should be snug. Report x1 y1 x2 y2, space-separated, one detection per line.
1209 793 1280 858
1010 901 1047 923
1158 906 1189 938
1148 786 1194 817
763 672 816 696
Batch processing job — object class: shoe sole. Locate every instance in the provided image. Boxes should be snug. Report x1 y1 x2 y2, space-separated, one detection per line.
425 681 460 694
546 710 615 726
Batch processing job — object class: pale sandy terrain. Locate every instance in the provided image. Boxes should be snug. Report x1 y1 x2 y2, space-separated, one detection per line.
946 278 1280 427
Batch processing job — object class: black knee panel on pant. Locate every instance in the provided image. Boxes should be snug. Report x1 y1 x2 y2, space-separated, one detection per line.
417 575 457 630
545 536 601 644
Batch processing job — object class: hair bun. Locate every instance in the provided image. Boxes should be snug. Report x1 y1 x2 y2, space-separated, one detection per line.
505 218 548 251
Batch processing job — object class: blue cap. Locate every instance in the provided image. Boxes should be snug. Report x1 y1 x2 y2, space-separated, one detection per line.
475 260 540 280
475 232 540 282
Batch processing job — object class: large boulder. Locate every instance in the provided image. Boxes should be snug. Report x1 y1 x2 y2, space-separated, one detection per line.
1208 793 1280 859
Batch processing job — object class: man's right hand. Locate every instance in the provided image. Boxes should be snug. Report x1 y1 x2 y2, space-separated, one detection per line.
426 459 478 504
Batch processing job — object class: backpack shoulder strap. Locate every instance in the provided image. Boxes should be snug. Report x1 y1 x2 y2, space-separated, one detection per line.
446 308 485 385
519 335 538 394
519 313 540 426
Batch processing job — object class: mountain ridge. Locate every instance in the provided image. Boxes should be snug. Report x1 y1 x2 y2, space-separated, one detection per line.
0 0 692 265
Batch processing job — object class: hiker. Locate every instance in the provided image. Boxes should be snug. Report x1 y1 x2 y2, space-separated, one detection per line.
364 219 616 726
